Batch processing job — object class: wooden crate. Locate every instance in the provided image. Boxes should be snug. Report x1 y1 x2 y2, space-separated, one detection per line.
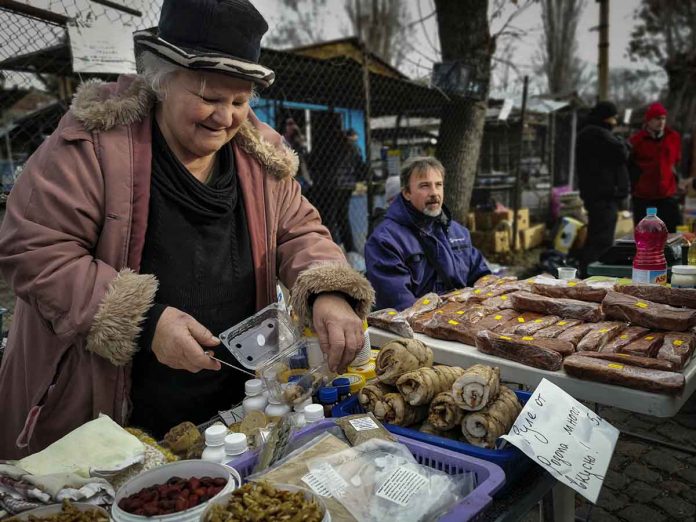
472 229 510 253
516 223 546 250
474 208 530 231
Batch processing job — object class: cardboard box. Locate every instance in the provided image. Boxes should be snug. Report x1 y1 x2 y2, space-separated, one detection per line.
472 230 510 253
517 223 546 250
474 208 530 231
467 212 476 232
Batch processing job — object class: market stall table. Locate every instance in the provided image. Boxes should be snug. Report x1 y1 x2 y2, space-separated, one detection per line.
368 327 696 417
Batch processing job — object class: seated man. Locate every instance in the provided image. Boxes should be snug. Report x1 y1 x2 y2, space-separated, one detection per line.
365 156 490 310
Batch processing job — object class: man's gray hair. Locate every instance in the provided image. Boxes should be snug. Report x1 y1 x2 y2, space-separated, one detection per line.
400 156 445 189
137 50 259 102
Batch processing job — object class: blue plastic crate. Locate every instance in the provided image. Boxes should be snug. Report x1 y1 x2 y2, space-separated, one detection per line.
332 389 532 495
227 418 505 521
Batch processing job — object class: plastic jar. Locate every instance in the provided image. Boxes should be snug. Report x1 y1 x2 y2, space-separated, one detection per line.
349 321 372 366
318 387 338 418
224 433 248 461
265 397 291 418
348 360 377 381
201 424 227 463
304 403 326 423
242 379 268 416
671 265 696 288
303 328 325 368
332 377 351 402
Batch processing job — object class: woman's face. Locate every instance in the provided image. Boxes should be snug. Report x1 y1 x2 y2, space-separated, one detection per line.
157 69 253 163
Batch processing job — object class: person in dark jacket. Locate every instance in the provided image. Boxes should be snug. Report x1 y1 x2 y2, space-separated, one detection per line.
365 156 490 310
629 102 682 231
576 101 630 277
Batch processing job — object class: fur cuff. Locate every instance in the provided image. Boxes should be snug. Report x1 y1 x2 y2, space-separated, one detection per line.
86 269 158 366
234 121 299 179
290 262 375 326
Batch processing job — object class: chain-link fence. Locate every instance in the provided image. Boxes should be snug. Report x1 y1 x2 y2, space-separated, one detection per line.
1 1 574 260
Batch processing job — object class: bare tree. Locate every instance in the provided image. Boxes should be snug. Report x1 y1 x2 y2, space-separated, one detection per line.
536 0 586 95
345 0 411 68
629 0 696 133
263 0 330 49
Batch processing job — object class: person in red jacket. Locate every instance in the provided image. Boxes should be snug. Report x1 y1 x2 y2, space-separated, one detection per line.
629 102 682 231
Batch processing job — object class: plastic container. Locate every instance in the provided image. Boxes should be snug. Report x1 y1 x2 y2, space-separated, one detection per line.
227 419 505 522
557 267 577 280
304 403 326 423
201 483 330 522
633 207 668 284
340 372 366 393
112 460 240 522
242 379 267 415
265 397 291 418
224 433 248 458
671 265 696 288
347 360 376 381
318 386 338 417
332 390 531 496
350 320 372 366
201 424 227 463
331 377 351 401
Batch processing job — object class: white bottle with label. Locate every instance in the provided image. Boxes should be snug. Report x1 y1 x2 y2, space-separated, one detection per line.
201 424 227 463
242 379 268 416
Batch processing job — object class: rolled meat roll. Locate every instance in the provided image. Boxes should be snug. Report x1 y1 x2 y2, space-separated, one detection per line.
461 386 522 448
375 338 433 385
428 392 465 431
451 364 501 411
396 365 466 406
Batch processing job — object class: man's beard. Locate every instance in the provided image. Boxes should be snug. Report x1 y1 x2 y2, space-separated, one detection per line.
423 205 442 217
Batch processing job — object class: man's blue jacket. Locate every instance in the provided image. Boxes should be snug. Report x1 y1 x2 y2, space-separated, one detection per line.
365 195 490 310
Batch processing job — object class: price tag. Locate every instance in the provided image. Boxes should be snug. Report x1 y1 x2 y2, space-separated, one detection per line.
376 466 428 507
502 379 619 504
608 363 624 370
501 295 509 300
518 317 525 323
387 311 397 316
448 320 459 326
558 321 568 326
349 417 380 431
522 336 534 341
635 302 649 309
674 340 684 347
494 314 503 320
422 299 431 305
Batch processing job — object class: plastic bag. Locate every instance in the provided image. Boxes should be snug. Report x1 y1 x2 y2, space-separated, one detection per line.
307 439 475 522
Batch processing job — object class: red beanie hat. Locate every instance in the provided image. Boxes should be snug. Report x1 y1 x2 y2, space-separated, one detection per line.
645 102 667 121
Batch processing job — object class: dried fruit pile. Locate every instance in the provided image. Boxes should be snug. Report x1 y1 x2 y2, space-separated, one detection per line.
117 476 227 516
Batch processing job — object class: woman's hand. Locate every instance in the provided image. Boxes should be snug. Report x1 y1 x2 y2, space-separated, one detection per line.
312 292 364 373
151 307 221 372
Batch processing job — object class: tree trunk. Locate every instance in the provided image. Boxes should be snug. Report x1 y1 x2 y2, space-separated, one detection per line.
665 52 696 136
434 0 493 222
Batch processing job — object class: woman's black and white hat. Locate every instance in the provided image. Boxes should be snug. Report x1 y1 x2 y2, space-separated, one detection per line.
133 0 275 88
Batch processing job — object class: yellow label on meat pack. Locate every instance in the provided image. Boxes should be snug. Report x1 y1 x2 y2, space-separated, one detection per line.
494 314 503 320
620 335 628 340
616 354 629 357
558 321 567 326
635 302 648 309
448 320 459 325
522 336 534 341
486 292 493 297
456 310 465 315
422 299 431 305
387 311 397 315
474 289 482 295
645 336 654 340
608 363 624 370
534 319 542 323
500 335 512 340
599 329 608 333
518 317 525 323
567 282 577 287
500 295 509 300
674 340 684 347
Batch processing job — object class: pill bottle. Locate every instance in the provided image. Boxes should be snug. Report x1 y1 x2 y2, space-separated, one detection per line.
224 433 248 462
318 387 339 418
242 378 268 416
304 403 326 424
201 424 227 463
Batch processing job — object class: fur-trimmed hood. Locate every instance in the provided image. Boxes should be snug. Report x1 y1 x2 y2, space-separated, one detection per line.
70 75 298 180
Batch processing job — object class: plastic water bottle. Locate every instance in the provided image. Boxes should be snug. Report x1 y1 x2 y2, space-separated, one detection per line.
632 207 668 284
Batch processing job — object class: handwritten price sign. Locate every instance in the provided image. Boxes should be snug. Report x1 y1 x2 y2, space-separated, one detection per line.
501 379 619 503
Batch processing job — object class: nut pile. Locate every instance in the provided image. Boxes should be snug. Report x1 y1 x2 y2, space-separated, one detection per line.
117 476 227 516
7 500 107 522
205 481 322 522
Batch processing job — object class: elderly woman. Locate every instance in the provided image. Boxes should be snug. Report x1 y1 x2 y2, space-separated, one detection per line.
0 0 373 458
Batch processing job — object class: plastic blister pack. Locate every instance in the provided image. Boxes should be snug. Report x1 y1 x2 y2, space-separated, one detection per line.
260 339 336 406
218 303 299 370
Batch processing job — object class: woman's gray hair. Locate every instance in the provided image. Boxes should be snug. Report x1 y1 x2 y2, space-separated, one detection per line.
137 50 259 102
400 156 445 189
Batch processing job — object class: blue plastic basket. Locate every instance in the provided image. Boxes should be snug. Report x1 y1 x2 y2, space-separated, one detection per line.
226 418 505 521
331 390 532 495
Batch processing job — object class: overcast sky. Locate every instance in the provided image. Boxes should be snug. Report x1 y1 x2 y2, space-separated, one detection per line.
254 0 664 96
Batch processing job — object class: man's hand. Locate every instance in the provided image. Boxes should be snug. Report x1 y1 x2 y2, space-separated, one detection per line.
151 307 221 372
679 177 695 193
312 292 363 373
